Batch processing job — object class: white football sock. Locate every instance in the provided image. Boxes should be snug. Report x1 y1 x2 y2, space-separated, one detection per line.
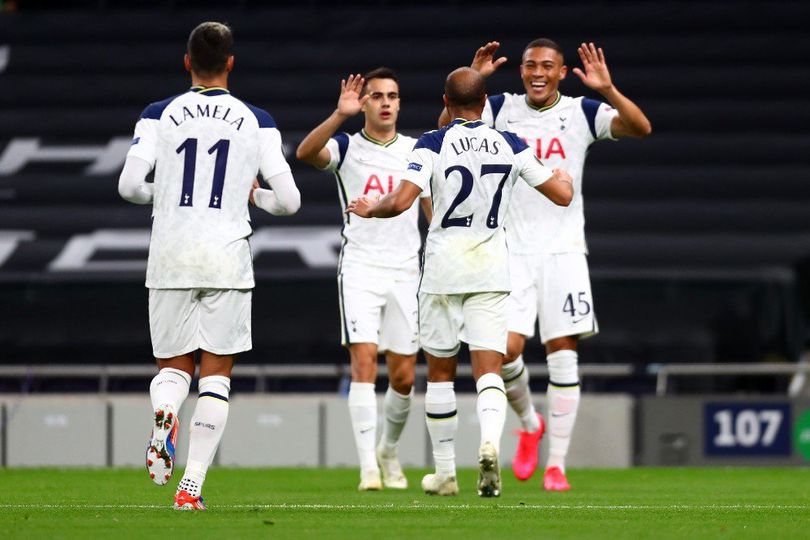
348 382 378 472
501 355 540 433
380 385 413 454
476 372 507 454
149 367 191 412
180 375 230 497
425 381 457 477
546 350 580 472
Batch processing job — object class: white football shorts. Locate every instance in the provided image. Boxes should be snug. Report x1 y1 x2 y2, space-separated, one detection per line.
507 252 598 343
419 291 508 357
338 265 420 355
148 288 252 358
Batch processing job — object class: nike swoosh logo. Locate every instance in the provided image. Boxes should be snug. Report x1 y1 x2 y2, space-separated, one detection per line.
572 316 588 324
360 428 373 434
551 412 570 418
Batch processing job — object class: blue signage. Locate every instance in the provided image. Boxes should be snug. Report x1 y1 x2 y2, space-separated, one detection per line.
704 403 791 457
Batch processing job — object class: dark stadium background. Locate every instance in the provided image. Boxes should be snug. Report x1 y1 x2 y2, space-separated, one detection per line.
1 0 809 397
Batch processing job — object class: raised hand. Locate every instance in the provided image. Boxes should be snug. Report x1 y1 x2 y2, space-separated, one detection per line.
572 42 613 93
336 74 369 118
471 41 507 78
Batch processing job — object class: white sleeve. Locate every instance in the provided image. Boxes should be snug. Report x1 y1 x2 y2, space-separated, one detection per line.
597 103 619 141
581 98 620 142
319 137 340 172
117 156 154 204
258 128 292 180
515 148 553 188
126 118 159 167
402 148 434 192
253 170 301 216
481 99 494 127
418 179 432 199
319 133 350 172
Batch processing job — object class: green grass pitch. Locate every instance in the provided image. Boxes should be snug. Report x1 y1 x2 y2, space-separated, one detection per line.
1 467 809 539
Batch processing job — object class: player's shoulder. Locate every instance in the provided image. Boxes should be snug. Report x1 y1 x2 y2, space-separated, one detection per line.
396 133 418 148
492 127 530 154
565 94 608 116
139 92 188 120
566 94 613 138
229 96 278 129
413 124 454 154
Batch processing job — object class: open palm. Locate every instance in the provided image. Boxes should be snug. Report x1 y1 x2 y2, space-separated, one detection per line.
336 74 368 117
572 42 613 93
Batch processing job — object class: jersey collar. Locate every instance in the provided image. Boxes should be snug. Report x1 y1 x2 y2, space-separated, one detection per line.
360 129 399 147
525 91 561 112
450 118 484 128
189 85 230 97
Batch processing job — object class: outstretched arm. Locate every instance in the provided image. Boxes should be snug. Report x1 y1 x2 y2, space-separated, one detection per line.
346 180 422 219
535 169 574 206
296 74 369 168
573 42 652 138
439 41 507 128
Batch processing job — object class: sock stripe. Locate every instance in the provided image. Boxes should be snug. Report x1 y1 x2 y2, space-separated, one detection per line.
426 409 457 419
502 366 525 383
549 381 580 388
199 391 229 402
477 386 506 396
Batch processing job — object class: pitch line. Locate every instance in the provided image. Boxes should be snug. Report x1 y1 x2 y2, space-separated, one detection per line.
0 503 807 511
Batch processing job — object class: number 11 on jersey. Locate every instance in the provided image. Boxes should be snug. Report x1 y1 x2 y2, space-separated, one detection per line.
176 138 231 208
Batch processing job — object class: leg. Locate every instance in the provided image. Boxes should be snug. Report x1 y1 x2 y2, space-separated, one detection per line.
503 331 546 481
347 342 382 490
465 292 510 498
146 289 197 486
422 351 460 495
539 253 594 491
502 332 542 433
377 273 419 462
376 351 416 488
176 350 233 508
381 352 416 451
152 353 194 411
502 253 542 433
545 335 580 479
146 353 194 486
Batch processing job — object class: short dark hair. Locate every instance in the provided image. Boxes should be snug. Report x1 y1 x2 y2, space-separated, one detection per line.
362 67 399 92
444 67 486 108
187 22 234 75
523 37 564 61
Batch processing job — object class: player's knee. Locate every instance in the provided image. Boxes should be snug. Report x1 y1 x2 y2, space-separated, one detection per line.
390 371 414 394
504 346 521 363
505 335 526 363
545 335 578 354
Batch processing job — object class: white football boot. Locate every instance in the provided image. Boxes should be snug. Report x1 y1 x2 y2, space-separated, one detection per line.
421 472 459 496
145 403 178 486
358 467 383 491
376 446 408 489
477 441 501 497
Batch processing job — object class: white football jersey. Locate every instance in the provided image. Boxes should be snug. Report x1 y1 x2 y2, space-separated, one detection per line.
405 119 554 294
127 86 291 289
483 92 618 254
322 130 425 276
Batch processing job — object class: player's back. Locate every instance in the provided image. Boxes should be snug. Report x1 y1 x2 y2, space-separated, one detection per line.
408 119 530 295
130 86 281 289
